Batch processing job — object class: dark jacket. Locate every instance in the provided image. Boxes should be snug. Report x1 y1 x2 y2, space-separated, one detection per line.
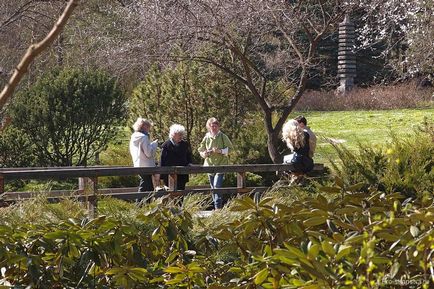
160 139 192 189
291 132 314 173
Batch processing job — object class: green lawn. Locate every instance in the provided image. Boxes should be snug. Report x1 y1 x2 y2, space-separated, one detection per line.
104 108 433 167
301 107 434 165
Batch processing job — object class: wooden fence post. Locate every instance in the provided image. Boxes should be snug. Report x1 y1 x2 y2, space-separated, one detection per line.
168 173 178 192
0 175 5 207
237 172 246 189
0 176 6 207
79 177 98 218
0 175 4 195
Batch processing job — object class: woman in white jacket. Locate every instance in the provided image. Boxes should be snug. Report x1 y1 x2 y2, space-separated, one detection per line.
129 118 158 192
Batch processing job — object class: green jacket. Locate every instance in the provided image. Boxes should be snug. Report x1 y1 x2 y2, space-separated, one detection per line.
198 131 233 166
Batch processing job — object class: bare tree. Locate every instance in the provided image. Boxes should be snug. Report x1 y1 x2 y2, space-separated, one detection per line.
354 0 433 78
0 1 69 84
0 0 79 111
120 0 347 163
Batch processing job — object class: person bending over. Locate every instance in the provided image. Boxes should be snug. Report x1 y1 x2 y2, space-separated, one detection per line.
282 119 314 174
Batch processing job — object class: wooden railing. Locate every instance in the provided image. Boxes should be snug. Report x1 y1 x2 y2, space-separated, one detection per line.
0 164 325 215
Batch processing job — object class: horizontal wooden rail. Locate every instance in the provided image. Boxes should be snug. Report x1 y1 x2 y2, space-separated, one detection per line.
0 163 325 216
0 164 324 180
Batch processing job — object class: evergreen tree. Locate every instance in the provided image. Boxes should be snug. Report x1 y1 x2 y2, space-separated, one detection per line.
8 67 126 166
129 62 253 159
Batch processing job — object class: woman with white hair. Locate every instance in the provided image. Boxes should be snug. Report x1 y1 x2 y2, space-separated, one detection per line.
129 117 159 192
160 124 192 190
281 119 314 173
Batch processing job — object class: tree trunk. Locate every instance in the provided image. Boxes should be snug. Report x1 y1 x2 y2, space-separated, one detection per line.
267 130 283 164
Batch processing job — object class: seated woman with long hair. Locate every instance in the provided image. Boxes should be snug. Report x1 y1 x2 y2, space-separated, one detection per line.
281 119 314 174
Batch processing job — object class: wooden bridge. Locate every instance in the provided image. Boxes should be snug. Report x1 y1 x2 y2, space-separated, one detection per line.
0 164 325 215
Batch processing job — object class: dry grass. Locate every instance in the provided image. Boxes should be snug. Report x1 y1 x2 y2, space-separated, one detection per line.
0 195 87 226
297 82 433 111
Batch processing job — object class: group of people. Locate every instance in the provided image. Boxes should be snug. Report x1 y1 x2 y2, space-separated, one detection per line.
129 115 315 209
129 117 232 209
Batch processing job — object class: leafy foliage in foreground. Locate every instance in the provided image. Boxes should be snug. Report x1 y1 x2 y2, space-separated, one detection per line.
1 127 433 288
0 191 432 288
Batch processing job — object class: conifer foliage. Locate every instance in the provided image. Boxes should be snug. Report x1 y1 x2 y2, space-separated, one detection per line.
8 68 126 166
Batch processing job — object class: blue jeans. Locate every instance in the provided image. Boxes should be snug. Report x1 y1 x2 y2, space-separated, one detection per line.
209 173 224 209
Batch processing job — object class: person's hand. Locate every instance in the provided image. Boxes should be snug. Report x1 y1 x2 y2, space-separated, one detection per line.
211 147 221 154
151 140 159 150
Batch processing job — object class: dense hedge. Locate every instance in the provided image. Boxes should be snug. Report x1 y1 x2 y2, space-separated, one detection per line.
7 67 126 167
0 191 432 288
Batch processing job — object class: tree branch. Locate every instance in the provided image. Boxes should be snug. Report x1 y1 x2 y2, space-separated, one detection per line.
0 0 80 110
0 0 37 31
176 55 250 86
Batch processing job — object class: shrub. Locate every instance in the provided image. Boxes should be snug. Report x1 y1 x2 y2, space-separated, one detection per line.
0 200 195 288
8 67 127 166
129 63 253 159
297 82 433 111
329 119 434 198
0 126 35 168
1 190 432 288
199 192 434 288
98 134 138 188
232 113 273 165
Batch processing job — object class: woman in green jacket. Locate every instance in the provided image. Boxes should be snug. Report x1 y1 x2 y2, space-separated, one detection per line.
198 117 233 209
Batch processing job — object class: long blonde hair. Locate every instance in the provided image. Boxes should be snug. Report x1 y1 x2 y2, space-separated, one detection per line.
282 119 305 150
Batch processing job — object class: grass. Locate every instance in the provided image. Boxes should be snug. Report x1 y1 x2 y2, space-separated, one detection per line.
8 107 432 191
300 107 434 165
102 107 434 177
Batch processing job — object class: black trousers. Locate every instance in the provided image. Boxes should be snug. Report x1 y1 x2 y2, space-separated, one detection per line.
138 174 154 192
161 174 188 190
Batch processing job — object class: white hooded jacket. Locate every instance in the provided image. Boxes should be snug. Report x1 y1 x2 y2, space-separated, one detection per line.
129 132 158 167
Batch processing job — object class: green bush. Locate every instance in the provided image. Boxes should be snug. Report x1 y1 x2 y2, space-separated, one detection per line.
232 113 273 165
0 200 195 288
1 125 432 288
8 67 126 166
98 135 138 188
329 119 434 198
129 62 253 158
0 126 35 168
1 190 432 288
